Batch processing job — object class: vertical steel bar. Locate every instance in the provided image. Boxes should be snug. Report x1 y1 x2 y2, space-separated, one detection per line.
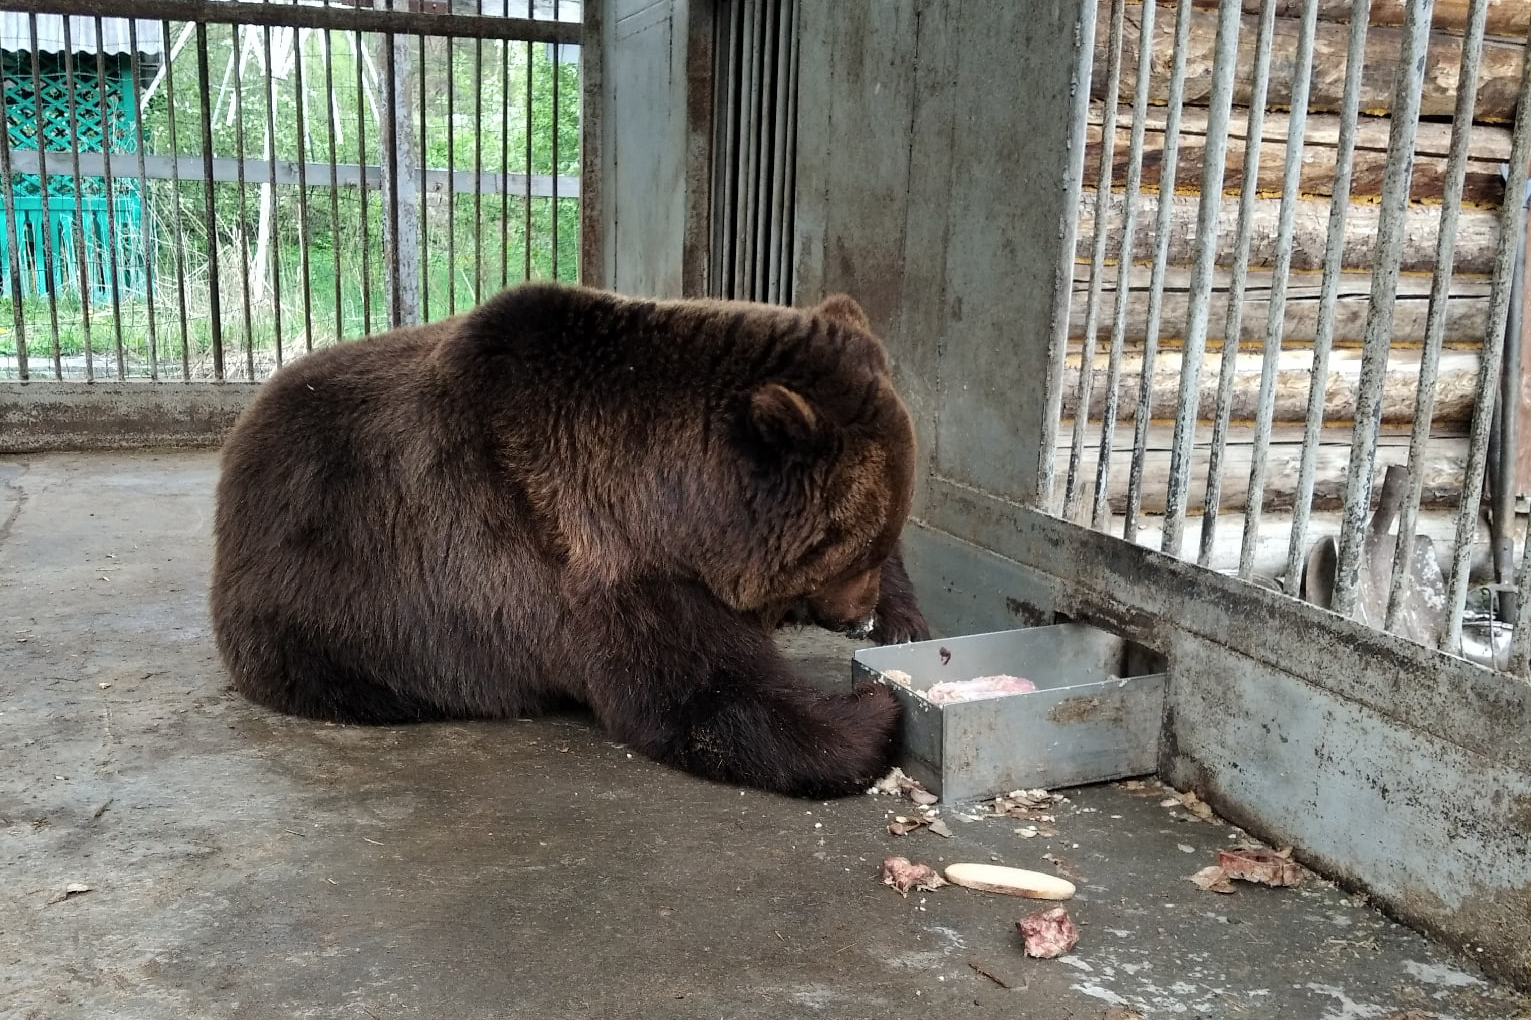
324 28 342 344
765 0 790 304
26 17 62 379
1160 0 1242 556
1448 33 1531 651
714 0 741 297
61 20 95 380
1157 0 1243 551
524 30 532 281
383 29 402 327
160 18 191 379
1329 0 1434 617
500 34 511 289
92 19 126 378
0 44 30 379
1038 0 1100 509
293 30 315 351
128 21 158 380
1123 0 1192 542
1386 0 1490 631
447 35 458 311
778 0 800 304
1198 0 1276 566
550 2 561 281
473 16 484 303
418 29 429 320
753 0 779 303
1241 0 1321 578
733 0 759 300
357 29 371 334
196 22 224 379
1066 0 1125 523
232 24 255 378
261 24 284 364
1092 0 1157 531
1282 0 1373 592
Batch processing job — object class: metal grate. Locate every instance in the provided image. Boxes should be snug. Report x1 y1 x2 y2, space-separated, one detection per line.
0 0 584 383
708 0 798 304
1047 0 1531 675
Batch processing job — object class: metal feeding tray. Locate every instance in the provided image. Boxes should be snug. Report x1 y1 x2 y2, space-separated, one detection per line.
853 622 1167 803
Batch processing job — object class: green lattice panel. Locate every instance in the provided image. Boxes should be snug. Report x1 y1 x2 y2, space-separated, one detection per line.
3 53 139 201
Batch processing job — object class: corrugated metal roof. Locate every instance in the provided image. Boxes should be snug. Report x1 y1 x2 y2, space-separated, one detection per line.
0 15 165 57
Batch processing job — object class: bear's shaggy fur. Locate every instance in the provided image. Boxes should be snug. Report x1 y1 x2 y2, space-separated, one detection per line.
209 282 929 798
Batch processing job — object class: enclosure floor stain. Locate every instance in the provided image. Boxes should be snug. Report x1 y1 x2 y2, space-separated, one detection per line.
2 451 1529 1020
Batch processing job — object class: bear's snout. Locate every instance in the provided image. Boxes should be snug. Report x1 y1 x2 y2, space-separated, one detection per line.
804 567 883 635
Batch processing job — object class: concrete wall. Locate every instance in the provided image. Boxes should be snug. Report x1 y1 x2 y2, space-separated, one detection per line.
0 382 257 454
796 0 1531 990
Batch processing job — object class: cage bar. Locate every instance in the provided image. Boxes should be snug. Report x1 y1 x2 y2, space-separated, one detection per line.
1330 0 1434 618
1063 0 1124 524
0 36 29 379
1038 0 1099 509
1281 0 1373 594
1197 0 1275 567
1445 31 1531 652
1123 0 1192 543
60 20 95 379
1090 0 1157 531
1160 0 1241 555
90 18 125 378
1385 0 1491 634
194 21 222 378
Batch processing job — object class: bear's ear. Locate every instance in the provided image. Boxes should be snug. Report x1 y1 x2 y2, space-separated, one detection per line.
748 382 819 450
814 294 872 333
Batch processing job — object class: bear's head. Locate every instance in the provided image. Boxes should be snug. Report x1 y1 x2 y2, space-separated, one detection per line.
718 295 916 636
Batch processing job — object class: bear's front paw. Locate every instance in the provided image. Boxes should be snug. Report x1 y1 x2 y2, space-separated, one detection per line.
869 603 932 646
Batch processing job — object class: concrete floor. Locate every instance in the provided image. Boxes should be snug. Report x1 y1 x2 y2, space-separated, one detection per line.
3 450 1529 1020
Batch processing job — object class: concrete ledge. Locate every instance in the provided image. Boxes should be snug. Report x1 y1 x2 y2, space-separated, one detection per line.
0 381 258 453
904 486 1531 991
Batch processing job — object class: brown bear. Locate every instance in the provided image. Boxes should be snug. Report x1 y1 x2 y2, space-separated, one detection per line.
209 282 929 798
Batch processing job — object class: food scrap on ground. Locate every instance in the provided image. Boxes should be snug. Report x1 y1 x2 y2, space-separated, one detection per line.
1219 846 1304 887
1017 906 1079 959
1189 865 1237 894
880 856 948 897
1160 788 1218 823
868 766 939 805
944 862 1075 900
46 883 92 905
922 674 1038 704
1189 845 1304 893
887 812 953 838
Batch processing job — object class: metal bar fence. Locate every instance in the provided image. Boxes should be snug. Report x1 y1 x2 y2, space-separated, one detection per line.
1050 0 1531 677
0 1 583 381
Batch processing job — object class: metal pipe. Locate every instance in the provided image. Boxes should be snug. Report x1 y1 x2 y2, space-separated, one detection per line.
195 21 223 379
1384 0 1492 633
1448 27 1531 652
1239 0 1319 579
1092 0 1157 531
1282 0 1373 594
1037 0 1099 510
0 31 30 379
1161 0 1242 555
1199 0 1276 566
1124 0 1193 542
1065 0 1125 524
1490 175 1528 630
1330 0 1435 618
